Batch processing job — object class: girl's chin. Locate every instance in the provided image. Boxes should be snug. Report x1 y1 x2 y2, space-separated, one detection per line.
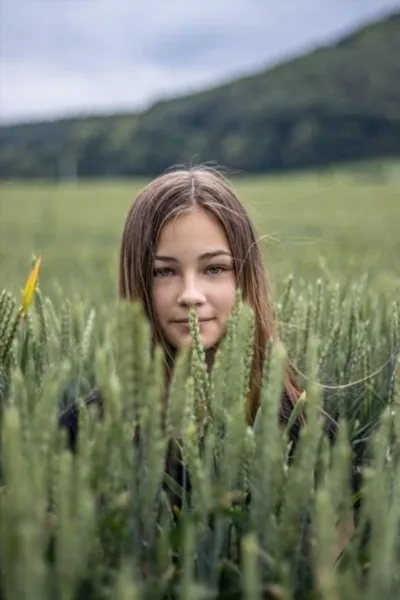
169 332 218 351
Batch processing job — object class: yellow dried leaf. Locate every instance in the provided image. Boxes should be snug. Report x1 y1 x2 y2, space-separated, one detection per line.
20 255 42 317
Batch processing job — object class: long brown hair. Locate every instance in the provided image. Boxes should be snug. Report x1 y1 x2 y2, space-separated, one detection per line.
118 166 303 429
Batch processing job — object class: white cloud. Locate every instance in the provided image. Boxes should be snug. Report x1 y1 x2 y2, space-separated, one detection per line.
0 0 398 123
0 59 241 122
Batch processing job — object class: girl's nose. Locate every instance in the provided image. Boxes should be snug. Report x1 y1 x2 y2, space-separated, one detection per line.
177 276 206 307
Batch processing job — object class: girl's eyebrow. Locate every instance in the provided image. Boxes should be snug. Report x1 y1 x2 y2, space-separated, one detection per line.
154 250 232 262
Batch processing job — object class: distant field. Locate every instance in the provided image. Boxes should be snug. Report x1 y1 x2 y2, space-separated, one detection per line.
1 163 399 305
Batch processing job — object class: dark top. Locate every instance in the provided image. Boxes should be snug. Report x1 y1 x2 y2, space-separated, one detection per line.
58 387 361 519
58 386 304 457
58 388 189 509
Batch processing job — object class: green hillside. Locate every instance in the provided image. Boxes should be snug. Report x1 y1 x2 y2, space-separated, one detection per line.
0 12 399 179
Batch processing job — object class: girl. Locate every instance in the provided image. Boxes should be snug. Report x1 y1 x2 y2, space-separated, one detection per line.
59 166 353 558
60 165 319 454
60 165 308 493
118 165 304 430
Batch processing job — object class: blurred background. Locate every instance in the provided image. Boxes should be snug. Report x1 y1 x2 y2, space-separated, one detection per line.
0 0 399 305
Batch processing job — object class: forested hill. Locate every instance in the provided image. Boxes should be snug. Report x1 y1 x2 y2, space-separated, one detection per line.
0 12 399 179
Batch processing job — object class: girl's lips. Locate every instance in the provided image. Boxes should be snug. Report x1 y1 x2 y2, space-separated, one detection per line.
173 318 214 324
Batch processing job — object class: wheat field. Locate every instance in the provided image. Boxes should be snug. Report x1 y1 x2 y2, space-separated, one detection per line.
1 161 400 599
1 162 399 304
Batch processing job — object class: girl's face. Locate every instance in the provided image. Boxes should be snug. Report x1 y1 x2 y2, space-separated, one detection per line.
151 207 237 350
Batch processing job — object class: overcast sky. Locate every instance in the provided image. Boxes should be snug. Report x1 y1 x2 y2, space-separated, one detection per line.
0 0 398 124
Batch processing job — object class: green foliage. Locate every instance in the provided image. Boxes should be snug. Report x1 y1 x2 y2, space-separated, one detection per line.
0 271 399 599
0 13 399 179
1 167 400 303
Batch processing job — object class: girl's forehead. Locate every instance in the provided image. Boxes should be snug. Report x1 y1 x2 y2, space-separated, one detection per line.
155 208 231 252
162 207 221 232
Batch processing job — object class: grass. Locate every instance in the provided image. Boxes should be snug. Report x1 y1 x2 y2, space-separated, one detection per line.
0 162 399 600
0 162 399 305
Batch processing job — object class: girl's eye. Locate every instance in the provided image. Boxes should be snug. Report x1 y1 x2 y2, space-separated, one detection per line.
153 265 230 277
206 265 227 275
153 267 174 278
